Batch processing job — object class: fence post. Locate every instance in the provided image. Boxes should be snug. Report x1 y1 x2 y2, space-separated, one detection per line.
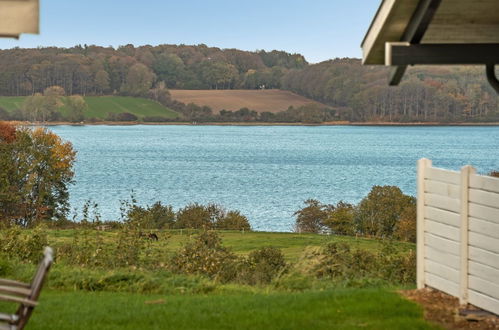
417 158 432 289
459 165 476 305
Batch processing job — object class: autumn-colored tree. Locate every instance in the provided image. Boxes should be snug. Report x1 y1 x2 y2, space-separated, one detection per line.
355 186 415 238
394 204 417 242
323 201 356 236
0 122 76 227
294 199 328 233
488 171 499 178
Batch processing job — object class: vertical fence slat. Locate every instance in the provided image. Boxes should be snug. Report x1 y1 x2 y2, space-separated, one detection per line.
460 165 475 305
417 158 432 289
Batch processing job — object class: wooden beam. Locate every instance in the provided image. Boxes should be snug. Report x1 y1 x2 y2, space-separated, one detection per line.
387 43 499 65
486 65 499 94
402 0 443 43
389 66 408 86
390 0 443 85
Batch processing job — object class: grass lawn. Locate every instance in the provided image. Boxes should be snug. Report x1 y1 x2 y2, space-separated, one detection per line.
0 96 179 120
46 230 415 262
0 96 26 111
0 289 438 330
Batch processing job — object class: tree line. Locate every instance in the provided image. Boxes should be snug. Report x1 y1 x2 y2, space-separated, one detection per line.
0 44 497 122
0 44 305 97
282 59 499 122
294 185 416 242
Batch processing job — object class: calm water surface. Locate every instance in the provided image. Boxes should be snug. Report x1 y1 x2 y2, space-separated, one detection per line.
50 125 499 232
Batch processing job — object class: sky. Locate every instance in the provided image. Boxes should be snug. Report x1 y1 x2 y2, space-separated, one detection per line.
0 0 381 63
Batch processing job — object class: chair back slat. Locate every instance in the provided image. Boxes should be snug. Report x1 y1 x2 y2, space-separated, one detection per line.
14 247 53 330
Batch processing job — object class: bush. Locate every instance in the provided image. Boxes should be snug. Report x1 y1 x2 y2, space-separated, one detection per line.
0 257 13 276
46 265 215 295
323 201 356 235
56 229 108 267
175 203 214 229
169 231 238 282
106 112 138 121
292 242 415 286
124 201 175 229
0 225 49 263
237 247 286 285
215 210 251 231
355 186 416 238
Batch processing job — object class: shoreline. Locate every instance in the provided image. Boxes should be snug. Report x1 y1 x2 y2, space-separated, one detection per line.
15 120 499 127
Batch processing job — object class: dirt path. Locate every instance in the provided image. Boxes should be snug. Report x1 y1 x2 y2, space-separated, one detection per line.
401 288 499 329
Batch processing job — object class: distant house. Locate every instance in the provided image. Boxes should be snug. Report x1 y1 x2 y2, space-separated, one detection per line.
361 0 499 94
0 0 39 38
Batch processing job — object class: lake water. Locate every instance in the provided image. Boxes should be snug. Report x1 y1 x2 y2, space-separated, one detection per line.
50 125 499 232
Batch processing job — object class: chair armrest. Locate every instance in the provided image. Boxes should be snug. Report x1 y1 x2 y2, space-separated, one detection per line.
0 294 37 307
0 285 31 297
0 279 30 288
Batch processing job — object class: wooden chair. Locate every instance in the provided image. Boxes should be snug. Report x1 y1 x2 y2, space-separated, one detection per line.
0 247 53 330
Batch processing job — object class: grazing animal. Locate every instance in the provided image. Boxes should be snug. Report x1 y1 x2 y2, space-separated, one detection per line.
148 233 159 241
138 232 159 241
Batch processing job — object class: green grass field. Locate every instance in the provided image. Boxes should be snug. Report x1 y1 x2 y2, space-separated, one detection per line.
0 96 179 120
47 229 414 262
0 230 427 329
0 289 437 330
0 96 25 111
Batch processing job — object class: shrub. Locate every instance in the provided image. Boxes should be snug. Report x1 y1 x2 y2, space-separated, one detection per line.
56 229 108 267
377 241 416 284
323 201 356 235
0 255 13 276
215 210 251 231
0 225 49 263
237 247 286 285
292 242 415 286
46 265 216 295
169 231 238 282
106 112 138 121
113 225 145 267
125 202 175 229
175 203 214 229
355 186 416 238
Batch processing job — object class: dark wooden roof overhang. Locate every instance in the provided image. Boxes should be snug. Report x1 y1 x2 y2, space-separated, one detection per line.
361 0 499 94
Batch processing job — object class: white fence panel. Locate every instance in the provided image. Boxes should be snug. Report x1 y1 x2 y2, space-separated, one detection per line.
424 206 459 227
418 159 499 316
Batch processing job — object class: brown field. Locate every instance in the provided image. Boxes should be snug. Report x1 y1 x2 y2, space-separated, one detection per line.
169 89 327 113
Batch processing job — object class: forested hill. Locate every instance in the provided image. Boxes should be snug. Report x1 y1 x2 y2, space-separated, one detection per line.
282 59 499 122
0 44 497 122
0 44 306 95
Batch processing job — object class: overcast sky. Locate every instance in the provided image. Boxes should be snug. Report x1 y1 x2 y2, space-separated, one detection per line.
0 0 381 63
